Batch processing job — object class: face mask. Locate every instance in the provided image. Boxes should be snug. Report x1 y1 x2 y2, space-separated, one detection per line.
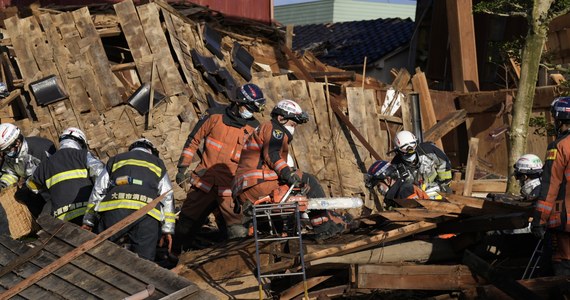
6 150 17 158
521 178 541 197
239 108 253 119
403 153 417 163
284 125 295 136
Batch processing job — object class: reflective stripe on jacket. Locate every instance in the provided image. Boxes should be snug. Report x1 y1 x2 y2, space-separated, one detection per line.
0 136 55 187
232 118 293 196
537 130 570 232
177 106 259 195
27 146 104 221
84 148 175 234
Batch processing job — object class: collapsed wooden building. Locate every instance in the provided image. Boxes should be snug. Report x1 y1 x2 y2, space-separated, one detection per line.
0 0 568 299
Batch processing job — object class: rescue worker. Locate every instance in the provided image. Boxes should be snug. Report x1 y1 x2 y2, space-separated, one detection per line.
365 160 429 207
82 138 175 261
26 127 105 226
173 83 265 251
533 96 570 276
390 130 452 199
514 154 543 202
0 123 56 218
232 99 348 240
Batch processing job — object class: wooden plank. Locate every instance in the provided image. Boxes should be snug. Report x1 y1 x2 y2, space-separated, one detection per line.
0 191 176 299
308 82 343 195
446 0 479 92
400 92 413 132
444 194 529 213
280 275 331 300
3 16 46 122
114 0 156 87
412 67 442 149
347 87 370 162
137 3 186 102
290 80 324 176
72 7 122 107
356 264 478 290
449 179 505 193
40 13 92 113
0 89 21 110
463 137 479 196
423 109 466 143
304 221 436 263
311 239 459 266
415 199 464 214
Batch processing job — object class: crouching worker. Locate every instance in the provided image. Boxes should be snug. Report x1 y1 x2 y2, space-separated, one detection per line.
0 123 56 218
232 99 349 240
365 160 429 208
82 138 175 261
26 127 105 226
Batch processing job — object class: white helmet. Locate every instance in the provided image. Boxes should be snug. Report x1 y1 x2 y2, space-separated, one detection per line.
0 123 21 151
271 99 309 124
394 130 418 154
60 127 87 148
514 154 543 175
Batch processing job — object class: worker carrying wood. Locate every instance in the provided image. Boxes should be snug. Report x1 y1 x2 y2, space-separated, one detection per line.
389 130 452 199
82 138 175 261
0 123 56 218
532 96 570 276
365 160 430 207
26 127 105 226
173 83 266 250
232 99 350 240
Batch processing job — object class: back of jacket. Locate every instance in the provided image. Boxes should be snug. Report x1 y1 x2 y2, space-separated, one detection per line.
232 119 292 196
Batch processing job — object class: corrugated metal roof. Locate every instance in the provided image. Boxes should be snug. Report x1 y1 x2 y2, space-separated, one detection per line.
0 0 272 23
293 17 414 67
275 0 415 25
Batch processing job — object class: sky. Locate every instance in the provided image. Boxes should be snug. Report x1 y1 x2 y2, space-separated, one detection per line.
274 0 417 6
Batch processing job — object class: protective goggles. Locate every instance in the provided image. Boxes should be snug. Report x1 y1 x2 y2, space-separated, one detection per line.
1 139 19 153
398 142 417 154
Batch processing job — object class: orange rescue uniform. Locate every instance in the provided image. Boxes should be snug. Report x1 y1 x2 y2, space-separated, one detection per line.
178 106 259 225
536 130 570 266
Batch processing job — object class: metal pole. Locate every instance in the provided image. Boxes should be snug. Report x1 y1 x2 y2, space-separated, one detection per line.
410 92 423 142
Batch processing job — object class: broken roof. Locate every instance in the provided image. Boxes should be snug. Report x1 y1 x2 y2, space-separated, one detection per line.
292 17 414 67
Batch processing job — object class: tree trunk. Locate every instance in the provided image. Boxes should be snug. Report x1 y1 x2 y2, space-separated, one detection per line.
507 0 554 193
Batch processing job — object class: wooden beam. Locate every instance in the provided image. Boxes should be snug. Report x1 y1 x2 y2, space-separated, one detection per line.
311 239 459 266
423 109 466 142
356 264 478 290
446 0 479 92
310 71 356 82
279 275 332 300
0 190 172 299
411 67 442 149
305 221 436 263
463 137 479 196
0 89 21 110
449 179 505 193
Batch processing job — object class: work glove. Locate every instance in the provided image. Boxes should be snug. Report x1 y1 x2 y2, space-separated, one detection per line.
279 167 302 187
175 167 189 186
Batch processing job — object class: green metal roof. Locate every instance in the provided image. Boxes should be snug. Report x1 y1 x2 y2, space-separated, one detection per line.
274 0 416 25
